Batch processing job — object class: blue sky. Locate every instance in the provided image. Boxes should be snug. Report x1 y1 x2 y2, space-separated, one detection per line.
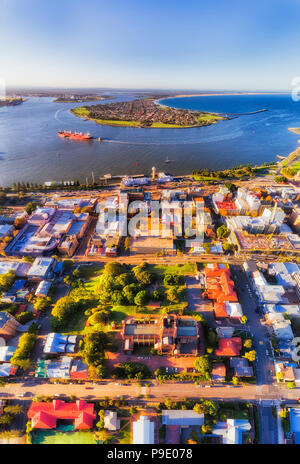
1 0 300 90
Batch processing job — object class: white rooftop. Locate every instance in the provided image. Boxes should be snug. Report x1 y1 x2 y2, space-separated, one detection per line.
132 415 155 444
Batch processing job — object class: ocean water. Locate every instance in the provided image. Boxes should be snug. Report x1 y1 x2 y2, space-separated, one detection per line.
0 92 300 186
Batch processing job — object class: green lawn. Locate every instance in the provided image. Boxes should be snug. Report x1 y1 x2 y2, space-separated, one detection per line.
149 263 195 278
110 305 153 323
70 107 90 117
79 264 104 281
194 113 224 124
32 430 97 444
290 161 300 173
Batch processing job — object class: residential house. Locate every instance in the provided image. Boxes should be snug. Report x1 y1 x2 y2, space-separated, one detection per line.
212 418 251 444
289 408 300 444
27 400 96 429
104 410 120 431
211 363 226 381
131 412 159 444
230 358 253 377
215 338 242 357
43 333 77 355
0 312 21 342
162 410 204 444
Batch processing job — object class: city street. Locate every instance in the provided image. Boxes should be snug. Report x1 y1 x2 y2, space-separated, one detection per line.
0 378 297 402
230 264 280 443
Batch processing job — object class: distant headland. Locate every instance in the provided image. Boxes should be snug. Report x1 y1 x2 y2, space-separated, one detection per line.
0 97 25 107
53 94 112 103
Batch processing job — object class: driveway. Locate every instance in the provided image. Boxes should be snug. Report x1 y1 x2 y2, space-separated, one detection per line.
31 282 69 363
185 276 215 327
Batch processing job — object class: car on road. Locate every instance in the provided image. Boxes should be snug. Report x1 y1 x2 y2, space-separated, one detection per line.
204 385 211 388
114 383 122 386
85 386 93 390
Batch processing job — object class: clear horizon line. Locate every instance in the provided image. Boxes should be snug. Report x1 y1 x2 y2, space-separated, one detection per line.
5 85 291 93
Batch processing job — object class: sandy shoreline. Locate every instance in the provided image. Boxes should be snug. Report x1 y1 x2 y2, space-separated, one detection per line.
160 91 289 101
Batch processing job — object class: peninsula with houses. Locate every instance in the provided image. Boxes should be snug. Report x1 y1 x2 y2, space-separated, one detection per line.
71 98 227 128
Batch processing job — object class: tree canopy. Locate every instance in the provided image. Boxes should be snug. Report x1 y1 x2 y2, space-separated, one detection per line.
194 356 212 377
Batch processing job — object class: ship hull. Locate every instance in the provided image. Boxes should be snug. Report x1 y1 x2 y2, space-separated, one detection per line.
58 131 93 140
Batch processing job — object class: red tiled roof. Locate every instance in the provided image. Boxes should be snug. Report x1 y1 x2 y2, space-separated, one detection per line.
204 267 238 304
74 411 95 429
215 201 236 211
70 370 88 380
28 400 96 429
215 337 242 357
214 303 228 318
31 410 57 429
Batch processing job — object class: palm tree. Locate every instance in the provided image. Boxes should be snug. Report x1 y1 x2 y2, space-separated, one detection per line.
4 404 23 415
95 428 112 443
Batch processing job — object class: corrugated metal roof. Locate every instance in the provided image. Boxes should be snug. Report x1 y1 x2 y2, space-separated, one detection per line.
162 410 204 426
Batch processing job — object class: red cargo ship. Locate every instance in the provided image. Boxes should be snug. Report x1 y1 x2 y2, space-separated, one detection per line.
58 130 93 140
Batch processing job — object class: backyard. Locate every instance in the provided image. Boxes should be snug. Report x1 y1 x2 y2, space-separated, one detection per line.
32 426 97 444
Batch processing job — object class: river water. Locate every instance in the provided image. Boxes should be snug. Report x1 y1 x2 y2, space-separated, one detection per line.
0 92 300 186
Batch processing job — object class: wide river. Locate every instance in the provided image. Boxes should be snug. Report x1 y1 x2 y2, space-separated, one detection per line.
1 92 300 186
